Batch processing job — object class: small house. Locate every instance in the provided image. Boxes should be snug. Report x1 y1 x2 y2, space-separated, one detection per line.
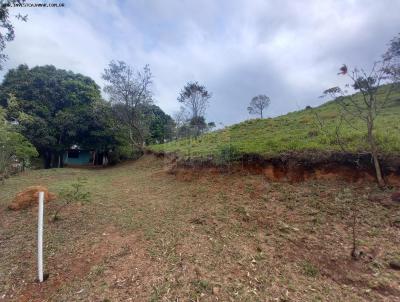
63 148 93 166
63 145 110 166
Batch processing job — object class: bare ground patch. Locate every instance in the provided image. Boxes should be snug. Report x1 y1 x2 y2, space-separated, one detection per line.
1 155 399 301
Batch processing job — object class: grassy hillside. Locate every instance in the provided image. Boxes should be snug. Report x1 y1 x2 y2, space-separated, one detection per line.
149 87 400 159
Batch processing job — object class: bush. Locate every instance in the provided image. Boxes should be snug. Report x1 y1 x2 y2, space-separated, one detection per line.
53 177 90 221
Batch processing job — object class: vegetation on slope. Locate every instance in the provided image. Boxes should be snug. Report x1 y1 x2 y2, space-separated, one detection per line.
149 87 400 159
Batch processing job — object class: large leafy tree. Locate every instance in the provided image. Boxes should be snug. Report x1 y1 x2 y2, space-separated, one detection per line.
145 104 174 144
0 65 103 168
0 107 37 181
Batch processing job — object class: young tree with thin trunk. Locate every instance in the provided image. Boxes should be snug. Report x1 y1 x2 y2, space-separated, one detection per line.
322 59 397 188
102 61 153 153
247 94 271 118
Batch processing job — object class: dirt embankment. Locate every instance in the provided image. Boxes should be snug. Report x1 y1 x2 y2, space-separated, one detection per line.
148 150 400 185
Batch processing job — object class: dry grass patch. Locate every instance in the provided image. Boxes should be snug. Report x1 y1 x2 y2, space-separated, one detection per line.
0 155 399 301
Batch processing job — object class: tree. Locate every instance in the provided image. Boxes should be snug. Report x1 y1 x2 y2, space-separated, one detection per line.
0 65 105 168
102 61 153 153
0 1 27 69
0 107 37 182
322 61 397 187
144 105 174 144
177 81 212 137
383 33 400 84
247 94 270 118
80 100 127 165
173 107 190 139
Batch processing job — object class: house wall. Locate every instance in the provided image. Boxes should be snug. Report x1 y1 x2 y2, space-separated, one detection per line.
64 150 92 165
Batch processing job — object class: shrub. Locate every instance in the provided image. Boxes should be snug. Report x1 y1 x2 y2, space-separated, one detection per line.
53 177 91 221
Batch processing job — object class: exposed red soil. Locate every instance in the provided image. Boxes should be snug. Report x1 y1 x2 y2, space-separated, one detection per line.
8 186 56 211
2 155 399 301
156 151 400 186
16 227 150 302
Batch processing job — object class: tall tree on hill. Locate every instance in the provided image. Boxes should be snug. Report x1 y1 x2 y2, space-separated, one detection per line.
177 81 211 137
321 36 400 187
102 61 153 153
0 65 104 168
247 94 271 118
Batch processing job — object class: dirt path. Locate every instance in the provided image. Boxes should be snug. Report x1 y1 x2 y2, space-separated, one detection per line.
1 156 399 301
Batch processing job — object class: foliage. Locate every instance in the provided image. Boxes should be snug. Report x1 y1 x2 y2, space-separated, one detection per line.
0 65 113 168
102 61 153 151
0 107 37 181
171 106 215 140
53 177 90 221
177 81 211 118
320 40 400 187
383 33 400 83
177 81 212 137
247 94 271 118
145 104 175 144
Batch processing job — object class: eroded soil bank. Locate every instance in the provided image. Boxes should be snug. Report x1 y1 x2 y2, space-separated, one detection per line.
151 151 400 186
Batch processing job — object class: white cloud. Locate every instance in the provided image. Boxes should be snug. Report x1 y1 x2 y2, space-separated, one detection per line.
2 0 400 125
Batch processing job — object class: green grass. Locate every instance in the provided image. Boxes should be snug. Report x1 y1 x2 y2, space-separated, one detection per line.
149 87 400 159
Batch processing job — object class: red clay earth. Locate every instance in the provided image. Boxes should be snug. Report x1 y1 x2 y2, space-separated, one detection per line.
8 186 56 211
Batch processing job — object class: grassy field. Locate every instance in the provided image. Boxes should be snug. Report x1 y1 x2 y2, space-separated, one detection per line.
149 88 400 160
1 156 400 301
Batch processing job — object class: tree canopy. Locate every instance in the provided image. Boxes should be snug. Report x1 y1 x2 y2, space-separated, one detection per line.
177 81 212 137
0 64 115 167
102 61 153 151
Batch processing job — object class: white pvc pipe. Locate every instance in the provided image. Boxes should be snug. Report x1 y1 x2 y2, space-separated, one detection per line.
37 191 44 282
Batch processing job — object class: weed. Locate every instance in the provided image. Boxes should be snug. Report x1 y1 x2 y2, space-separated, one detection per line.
191 279 212 294
301 261 319 277
52 177 91 221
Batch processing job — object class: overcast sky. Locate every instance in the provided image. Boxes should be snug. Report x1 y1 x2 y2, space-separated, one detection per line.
3 0 400 125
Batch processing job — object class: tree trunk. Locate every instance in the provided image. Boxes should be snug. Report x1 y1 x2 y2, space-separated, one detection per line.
371 151 385 187
43 150 51 169
59 152 64 168
367 120 385 187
